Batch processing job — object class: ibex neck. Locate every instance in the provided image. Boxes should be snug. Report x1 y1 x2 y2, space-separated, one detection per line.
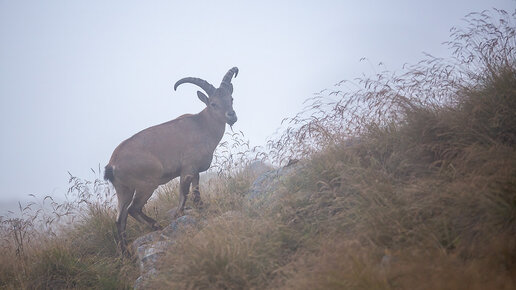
199 108 226 141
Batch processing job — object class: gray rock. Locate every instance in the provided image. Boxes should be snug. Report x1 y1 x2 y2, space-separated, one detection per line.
161 215 197 239
134 268 158 290
131 231 163 254
138 240 174 272
132 215 197 289
246 160 272 176
247 161 301 203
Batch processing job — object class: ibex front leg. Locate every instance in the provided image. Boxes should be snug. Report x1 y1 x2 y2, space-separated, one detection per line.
175 173 193 218
192 172 203 207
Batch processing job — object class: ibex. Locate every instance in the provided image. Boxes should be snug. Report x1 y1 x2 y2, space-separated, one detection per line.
104 67 239 251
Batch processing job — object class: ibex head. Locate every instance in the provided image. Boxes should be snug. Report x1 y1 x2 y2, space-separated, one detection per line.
174 67 238 126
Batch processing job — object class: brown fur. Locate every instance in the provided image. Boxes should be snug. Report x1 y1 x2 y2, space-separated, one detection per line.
105 68 238 252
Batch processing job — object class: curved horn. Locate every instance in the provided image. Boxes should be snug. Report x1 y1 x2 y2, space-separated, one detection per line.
174 77 216 96
221 67 239 84
220 67 239 93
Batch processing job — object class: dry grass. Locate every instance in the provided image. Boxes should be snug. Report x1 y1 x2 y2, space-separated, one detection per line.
1 8 515 289
0 170 139 289
280 234 516 290
155 214 287 289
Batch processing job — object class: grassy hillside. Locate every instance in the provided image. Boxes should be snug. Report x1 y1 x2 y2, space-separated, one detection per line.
1 9 515 289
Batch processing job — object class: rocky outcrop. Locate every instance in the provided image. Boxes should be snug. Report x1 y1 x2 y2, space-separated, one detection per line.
132 215 196 289
247 160 301 204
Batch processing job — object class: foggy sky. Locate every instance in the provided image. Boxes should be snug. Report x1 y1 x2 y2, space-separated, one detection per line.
1 0 514 214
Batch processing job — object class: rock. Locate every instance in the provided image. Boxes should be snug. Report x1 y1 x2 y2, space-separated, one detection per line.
131 231 162 254
247 161 302 203
134 268 158 290
138 240 174 273
161 215 197 239
246 160 272 176
132 215 196 289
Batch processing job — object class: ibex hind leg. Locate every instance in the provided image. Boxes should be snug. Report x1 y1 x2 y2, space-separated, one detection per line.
128 186 162 231
114 184 134 254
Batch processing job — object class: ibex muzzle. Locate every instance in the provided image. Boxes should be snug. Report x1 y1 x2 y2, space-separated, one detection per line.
105 67 239 253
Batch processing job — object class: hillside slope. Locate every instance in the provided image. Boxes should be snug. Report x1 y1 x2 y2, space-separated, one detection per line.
1 9 515 290
144 9 516 289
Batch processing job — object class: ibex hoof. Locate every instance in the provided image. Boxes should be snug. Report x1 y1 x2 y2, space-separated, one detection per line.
193 196 203 207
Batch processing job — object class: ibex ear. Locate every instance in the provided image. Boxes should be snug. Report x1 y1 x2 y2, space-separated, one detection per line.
197 91 209 106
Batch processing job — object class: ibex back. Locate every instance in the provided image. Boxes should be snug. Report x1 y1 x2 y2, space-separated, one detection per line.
104 67 239 252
